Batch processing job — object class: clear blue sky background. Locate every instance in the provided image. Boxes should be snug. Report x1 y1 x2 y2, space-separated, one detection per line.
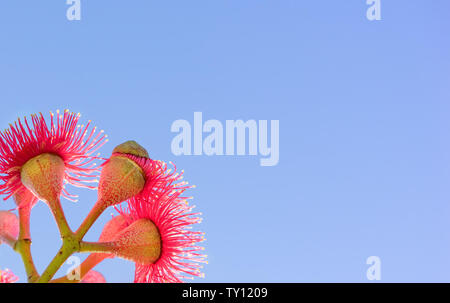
1 1 450 282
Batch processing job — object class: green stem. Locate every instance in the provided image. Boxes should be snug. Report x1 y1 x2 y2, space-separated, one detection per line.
37 234 79 283
14 239 39 282
48 198 72 237
48 241 115 283
14 204 39 282
36 198 78 283
79 241 115 253
75 201 106 241
38 198 110 283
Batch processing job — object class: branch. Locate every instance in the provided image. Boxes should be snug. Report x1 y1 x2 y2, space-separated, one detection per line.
14 204 39 282
79 241 114 254
37 235 79 283
75 201 106 241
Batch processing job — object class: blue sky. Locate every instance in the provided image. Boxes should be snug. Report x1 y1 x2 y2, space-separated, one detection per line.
1 1 450 282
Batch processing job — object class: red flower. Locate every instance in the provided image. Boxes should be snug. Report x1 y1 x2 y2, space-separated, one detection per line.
0 110 107 202
0 269 18 283
115 179 206 283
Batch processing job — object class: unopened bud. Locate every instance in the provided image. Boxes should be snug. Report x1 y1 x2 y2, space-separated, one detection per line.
0 211 19 246
113 140 149 158
97 141 149 208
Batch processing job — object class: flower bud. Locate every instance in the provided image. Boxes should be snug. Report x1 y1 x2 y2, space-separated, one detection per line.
0 211 19 246
81 270 106 283
97 141 148 208
113 140 149 158
20 153 65 203
111 218 161 264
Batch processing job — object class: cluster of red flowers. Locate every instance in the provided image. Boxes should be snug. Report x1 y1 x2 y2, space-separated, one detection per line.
0 110 206 283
